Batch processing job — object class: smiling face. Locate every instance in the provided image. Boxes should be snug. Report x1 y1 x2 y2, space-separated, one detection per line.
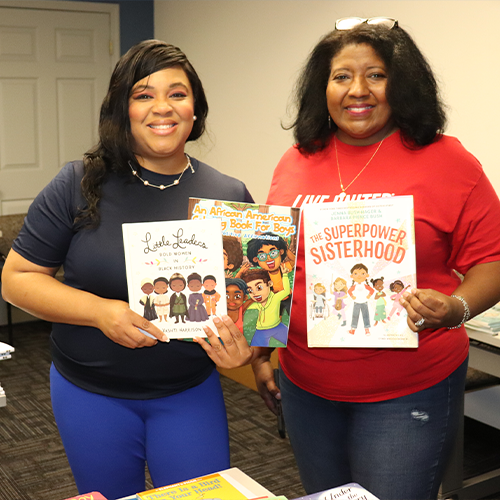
326 43 395 146
154 281 168 295
246 278 272 304
374 280 384 291
128 67 195 173
351 267 369 284
226 284 245 311
170 279 185 292
188 279 202 292
253 244 283 272
203 279 217 292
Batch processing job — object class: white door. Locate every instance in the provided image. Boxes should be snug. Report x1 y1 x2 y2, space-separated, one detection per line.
0 2 117 215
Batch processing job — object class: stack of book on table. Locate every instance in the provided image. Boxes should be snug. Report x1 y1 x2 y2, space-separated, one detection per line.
87 467 379 500
0 341 14 361
466 302 500 335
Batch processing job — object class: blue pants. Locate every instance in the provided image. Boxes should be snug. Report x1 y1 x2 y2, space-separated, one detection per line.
50 365 230 500
279 357 468 500
251 322 288 346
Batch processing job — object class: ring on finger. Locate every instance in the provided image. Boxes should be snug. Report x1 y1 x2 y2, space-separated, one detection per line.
415 317 425 327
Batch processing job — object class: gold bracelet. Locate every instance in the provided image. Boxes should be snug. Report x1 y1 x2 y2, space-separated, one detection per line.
448 294 471 329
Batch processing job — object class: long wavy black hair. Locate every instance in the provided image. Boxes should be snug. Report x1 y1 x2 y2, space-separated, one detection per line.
289 23 446 155
76 39 209 227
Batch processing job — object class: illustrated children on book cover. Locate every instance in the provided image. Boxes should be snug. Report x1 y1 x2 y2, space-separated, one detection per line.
303 195 417 348
188 198 300 347
122 218 226 339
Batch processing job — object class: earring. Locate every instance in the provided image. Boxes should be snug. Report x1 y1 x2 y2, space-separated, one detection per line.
193 115 197 121
328 116 331 129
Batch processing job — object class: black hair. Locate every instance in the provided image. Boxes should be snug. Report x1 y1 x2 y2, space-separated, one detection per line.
76 39 209 227
187 272 202 283
154 276 169 285
289 23 446 154
203 275 217 283
225 277 248 294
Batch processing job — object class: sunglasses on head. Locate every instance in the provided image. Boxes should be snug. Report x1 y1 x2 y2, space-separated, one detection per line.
335 17 398 31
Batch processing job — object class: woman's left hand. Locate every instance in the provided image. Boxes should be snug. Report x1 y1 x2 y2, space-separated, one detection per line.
400 288 463 332
194 315 256 368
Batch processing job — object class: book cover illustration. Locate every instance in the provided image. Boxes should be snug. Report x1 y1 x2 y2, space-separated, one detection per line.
303 196 417 348
188 198 300 347
136 467 273 500
63 493 108 500
122 218 226 339
292 482 379 500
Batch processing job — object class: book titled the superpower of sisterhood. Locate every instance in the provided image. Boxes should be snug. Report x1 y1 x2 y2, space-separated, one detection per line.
303 195 418 348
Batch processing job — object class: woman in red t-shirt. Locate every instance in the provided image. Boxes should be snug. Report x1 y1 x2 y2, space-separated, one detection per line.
251 18 500 500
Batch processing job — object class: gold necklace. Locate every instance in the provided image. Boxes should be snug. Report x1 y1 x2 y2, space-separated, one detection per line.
334 136 385 193
128 154 194 190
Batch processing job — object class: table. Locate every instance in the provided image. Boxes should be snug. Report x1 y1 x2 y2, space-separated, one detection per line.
439 329 500 500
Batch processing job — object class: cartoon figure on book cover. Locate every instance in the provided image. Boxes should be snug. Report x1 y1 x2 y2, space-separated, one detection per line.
139 278 158 321
246 232 295 317
331 277 348 327
371 277 387 326
153 277 169 322
225 278 252 333
387 280 411 320
348 263 375 336
203 275 221 316
242 266 290 346
223 235 249 279
169 273 189 324
186 272 209 322
311 282 329 320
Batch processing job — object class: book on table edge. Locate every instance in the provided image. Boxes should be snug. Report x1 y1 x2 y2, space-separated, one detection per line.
291 482 379 500
188 198 301 348
122 218 226 340
63 492 108 500
135 467 274 499
303 195 417 348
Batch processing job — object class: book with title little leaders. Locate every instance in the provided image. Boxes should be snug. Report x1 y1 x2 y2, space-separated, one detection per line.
123 218 226 339
135 467 274 500
303 195 417 348
188 198 300 348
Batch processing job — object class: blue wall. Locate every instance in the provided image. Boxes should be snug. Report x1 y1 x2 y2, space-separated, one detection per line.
66 0 154 54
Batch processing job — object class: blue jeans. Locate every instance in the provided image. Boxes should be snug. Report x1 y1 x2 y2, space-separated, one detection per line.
280 357 468 500
351 302 370 329
51 365 230 500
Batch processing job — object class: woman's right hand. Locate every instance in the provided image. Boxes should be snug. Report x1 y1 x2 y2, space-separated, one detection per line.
252 348 281 415
1 250 168 349
95 299 169 348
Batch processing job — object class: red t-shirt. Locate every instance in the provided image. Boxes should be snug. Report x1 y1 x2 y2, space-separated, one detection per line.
268 131 500 402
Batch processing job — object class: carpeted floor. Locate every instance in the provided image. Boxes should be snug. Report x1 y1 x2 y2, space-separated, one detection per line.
0 321 305 500
2 321 500 500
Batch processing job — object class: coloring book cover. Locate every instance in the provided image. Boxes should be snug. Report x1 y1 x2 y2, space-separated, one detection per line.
122 218 226 339
303 196 417 348
188 198 301 347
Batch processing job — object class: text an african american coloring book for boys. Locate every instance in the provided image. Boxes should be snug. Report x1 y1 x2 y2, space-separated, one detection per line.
303 195 417 348
122 218 226 339
188 198 301 348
